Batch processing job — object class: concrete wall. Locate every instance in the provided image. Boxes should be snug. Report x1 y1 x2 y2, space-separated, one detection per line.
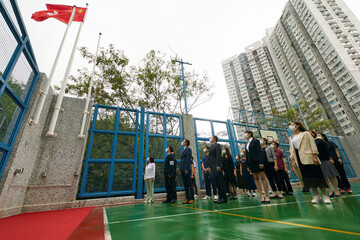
339 135 360 178
182 114 201 193
0 73 91 217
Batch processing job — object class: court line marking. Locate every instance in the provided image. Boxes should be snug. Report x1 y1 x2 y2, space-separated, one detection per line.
175 201 360 236
108 211 204 224
107 193 360 225
103 207 112 240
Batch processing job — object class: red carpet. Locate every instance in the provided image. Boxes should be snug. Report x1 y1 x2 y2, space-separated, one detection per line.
0 207 93 240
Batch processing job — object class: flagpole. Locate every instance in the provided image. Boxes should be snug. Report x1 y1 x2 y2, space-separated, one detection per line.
78 32 101 138
46 4 89 137
29 6 77 125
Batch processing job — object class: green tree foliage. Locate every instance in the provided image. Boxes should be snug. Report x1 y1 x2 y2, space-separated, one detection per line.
271 100 337 132
66 45 213 115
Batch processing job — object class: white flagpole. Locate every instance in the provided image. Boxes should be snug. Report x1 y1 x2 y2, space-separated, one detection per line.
78 32 102 138
29 6 77 125
46 4 89 137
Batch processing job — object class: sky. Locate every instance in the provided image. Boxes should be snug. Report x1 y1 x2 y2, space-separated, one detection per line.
18 0 360 121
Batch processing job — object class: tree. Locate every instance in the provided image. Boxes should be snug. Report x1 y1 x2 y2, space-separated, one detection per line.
65 45 213 116
271 100 338 133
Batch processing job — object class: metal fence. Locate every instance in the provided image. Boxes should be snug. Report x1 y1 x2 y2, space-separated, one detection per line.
77 105 184 199
0 0 39 179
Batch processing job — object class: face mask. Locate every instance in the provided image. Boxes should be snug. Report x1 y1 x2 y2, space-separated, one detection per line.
244 133 248 138
222 150 226 155
240 153 244 157
260 140 264 145
203 149 207 153
289 125 296 131
316 136 322 139
209 138 212 142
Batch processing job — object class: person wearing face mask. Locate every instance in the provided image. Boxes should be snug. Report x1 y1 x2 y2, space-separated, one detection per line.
240 150 257 196
235 154 246 194
144 156 156 204
202 146 218 200
260 138 283 199
272 142 293 195
163 146 177 203
309 131 340 198
289 122 329 204
209 135 227 203
180 139 194 204
221 147 238 199
245 130 270 203
319 133 352 194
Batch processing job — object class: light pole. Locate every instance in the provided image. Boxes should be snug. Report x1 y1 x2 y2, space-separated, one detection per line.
290 92 309 129
172 59 192 114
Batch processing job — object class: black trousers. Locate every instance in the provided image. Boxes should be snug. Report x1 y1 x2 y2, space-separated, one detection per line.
277 169 293 193
204 172 217 196
334 160 351 189
191 177 198 195
211 170 227 200
164 175 177 201
181 170 194 200
264 162 283 192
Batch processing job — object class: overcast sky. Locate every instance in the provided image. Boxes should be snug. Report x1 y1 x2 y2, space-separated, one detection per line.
18 0 360 121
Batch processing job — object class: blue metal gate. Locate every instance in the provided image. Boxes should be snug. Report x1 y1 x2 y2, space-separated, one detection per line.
0 0 39 179
193 109 357 189
78 105 183 199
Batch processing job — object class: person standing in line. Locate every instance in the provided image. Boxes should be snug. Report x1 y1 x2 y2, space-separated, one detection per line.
245 130 270 203
235 154 246 194
222 147 238 199
240 150 257 197
209 135 227 203
202 146 218 200
163 146 177 203
144 156 156 204
272 142 293 195
319 133 352 194
180 139 194 204
289 122 329 204
309 131 340 198
289 153 310 193
191 156 198 199
260 138 284 199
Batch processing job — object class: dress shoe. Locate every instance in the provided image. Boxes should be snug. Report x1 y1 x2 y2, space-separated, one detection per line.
188 200 194 204
163 200 171 203
215 199 227 204
182 200 189 204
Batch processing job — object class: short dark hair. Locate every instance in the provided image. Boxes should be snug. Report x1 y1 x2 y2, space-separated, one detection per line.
245 130 253 137
262 138 268 144
204 146 209 150
191 156 194 160
320 133 329 142
168 146 174 152
213 136 218 142
184 139 190 146
273 142 279 148
148 156 155 163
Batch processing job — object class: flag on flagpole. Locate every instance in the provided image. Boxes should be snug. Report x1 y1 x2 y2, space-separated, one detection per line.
31 4 87 24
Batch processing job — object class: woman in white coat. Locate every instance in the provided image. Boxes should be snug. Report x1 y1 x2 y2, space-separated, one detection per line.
289 121 329 204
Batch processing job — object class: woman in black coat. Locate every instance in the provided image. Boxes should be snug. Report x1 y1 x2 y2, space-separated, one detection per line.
222 147 238 199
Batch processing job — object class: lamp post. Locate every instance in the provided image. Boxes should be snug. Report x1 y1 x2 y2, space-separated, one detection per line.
291 92 309 129
172 59 192 114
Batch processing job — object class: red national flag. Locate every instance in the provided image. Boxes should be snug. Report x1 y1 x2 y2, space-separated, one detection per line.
31 4 87 24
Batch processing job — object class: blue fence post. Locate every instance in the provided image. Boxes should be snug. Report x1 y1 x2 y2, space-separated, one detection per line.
136 107 146 199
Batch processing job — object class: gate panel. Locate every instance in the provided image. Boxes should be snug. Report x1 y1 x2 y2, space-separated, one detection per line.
78 105 139 198
144 112 183 193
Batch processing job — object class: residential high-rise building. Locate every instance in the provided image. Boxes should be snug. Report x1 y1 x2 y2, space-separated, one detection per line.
222 0 360 135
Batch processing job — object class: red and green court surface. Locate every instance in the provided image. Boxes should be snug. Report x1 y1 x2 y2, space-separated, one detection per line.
1 182 360 240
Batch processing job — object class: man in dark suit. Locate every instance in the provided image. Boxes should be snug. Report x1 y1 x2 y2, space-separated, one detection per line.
209 135 227 203
180 139 194 204
163 146 177 203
